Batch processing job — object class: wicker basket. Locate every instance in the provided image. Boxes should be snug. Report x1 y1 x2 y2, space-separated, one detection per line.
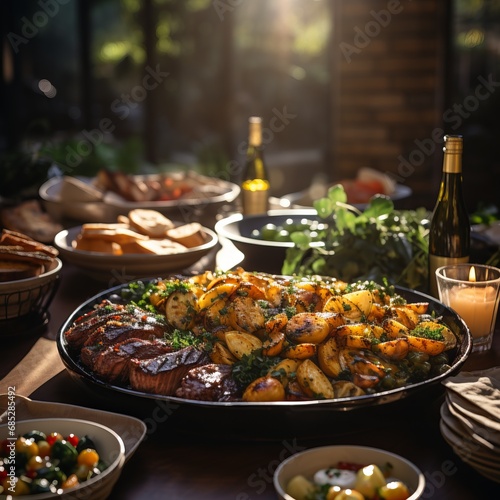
0 258 62 327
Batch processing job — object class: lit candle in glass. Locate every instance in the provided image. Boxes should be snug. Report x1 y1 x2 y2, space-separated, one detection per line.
435 264 500 353
448 267 497 338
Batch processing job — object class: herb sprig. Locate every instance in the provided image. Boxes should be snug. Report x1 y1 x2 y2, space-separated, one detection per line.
282 185 430 291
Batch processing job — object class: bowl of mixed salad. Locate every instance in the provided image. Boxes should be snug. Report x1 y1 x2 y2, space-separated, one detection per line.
0 418 125 499
274 445 425 500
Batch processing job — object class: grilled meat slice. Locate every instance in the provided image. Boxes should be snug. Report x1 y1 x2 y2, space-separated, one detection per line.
129 346 209 395
65 300 167 350
82 317 167 350
81 338 173 383
64 300 131 349
175 363 241 402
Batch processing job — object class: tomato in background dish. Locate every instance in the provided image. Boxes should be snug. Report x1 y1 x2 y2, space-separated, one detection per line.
336 461 366 472
157 178 193 201
340 179 386 204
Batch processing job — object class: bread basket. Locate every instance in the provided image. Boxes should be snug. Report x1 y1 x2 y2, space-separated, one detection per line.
0 257 62 332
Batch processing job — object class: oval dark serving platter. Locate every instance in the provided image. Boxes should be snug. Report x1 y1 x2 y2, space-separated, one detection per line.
56 280 472 438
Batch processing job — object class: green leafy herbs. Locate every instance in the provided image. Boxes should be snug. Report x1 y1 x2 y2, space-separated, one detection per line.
470 203 499 225
165 329 203 349
120 279 191 313
120 281 160 312
411 324 444 341
231 351 279 388
282 185 430 291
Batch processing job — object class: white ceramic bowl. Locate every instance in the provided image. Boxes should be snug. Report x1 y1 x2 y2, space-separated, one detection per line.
274 445 426 500
0 417 125 500
0 258 62 321
54 226 218 281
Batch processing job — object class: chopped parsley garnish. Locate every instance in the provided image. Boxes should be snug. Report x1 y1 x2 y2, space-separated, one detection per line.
120 280 158 304
160 280 192 296
231 351 279 388
120 279 191 313
412 324 444 341
165 329 202 349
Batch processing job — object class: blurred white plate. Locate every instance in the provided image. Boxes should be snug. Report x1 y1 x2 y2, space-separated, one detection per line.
40 173 240 223
472 221 500 246
276 183 412 210
54 225 218 281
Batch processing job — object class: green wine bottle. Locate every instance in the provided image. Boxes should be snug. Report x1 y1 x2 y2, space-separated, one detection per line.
428 135 470 297
241 116 270 215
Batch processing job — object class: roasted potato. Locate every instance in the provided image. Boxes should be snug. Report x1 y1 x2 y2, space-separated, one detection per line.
197 282 238 311
209 342 237 365
323 290 373 321
227 295 266 333
225 331 262 359
164 290 199 330
285 312 332 344
265 312 288 335
262 330 286 357
242 376 286 402
317 337 342 377
268 358 300 387
281 343 317 360
372 338 410 360
296 359 334 399
404 334 446 356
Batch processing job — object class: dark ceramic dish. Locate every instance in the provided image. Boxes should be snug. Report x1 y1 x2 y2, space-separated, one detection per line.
56 280 471 437
214 209 322 273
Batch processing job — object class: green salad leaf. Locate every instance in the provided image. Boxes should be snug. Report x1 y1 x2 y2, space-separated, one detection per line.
282 185 430 291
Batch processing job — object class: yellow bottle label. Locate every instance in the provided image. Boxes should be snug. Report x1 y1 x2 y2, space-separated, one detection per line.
242 179 270 192
241 179 270 215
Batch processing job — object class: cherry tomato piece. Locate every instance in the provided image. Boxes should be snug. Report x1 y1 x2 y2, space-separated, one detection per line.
61 473 80 490
47 432 63 446
336 462 366 471
65 434 80 448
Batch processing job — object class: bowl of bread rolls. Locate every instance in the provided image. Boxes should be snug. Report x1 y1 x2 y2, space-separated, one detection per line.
0 229 62 322
53 209 218 281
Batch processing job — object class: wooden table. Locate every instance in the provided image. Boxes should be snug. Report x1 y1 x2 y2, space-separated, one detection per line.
2 251 500 499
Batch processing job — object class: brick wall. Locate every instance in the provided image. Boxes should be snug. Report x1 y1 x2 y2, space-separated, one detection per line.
330 0 448 209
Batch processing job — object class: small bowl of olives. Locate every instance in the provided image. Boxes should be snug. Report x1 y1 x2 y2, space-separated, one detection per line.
215 209 326 274
0 418 125 499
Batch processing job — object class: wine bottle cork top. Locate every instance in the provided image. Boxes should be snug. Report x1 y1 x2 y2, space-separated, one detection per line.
444 135 463 154
248 117 263 146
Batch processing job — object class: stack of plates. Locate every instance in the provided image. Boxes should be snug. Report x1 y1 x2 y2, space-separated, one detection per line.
440 367 500 482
